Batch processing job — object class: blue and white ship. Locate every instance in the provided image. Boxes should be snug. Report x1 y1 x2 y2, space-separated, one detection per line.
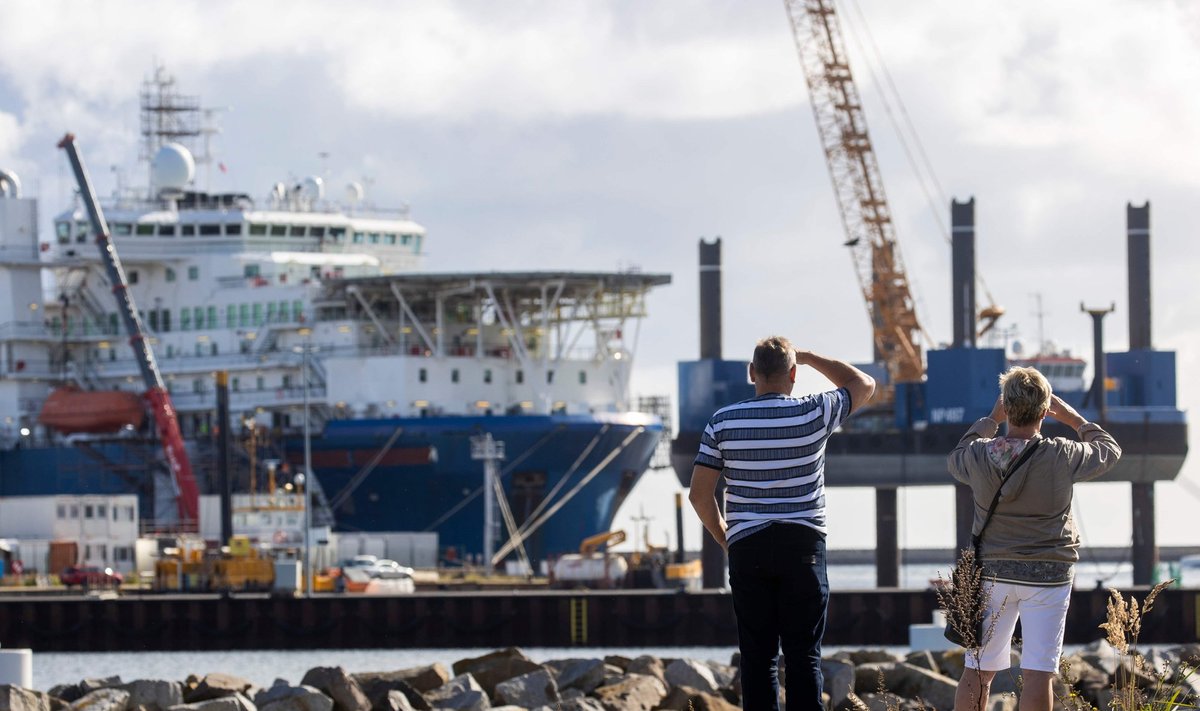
0 68 669 563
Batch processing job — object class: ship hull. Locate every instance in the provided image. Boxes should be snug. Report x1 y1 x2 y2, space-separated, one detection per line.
287 413 662 561
0 413 662 562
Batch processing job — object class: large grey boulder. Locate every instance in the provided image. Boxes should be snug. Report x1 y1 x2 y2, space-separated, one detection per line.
664 660 718 695
253 684 333 711
1 686 53 711
543 659 606 694
532 698 605 711
592 674 667 711
346 676 427 711
425 675 489 711
49 680 123 706
855 663 958 711
70 689 131 711
657 686 739 711
1081 639 1122 676
167 694 255 711
352 667 448 697
118 681 184 711
701 662 736 691
373 693 412 711
450 649 540 699
905 651 939 673
624 657 665 686
602 656 631 673
299 668 369 711
493 670 558 709
822 659 856 709
848 692 925 711
185 676 254 704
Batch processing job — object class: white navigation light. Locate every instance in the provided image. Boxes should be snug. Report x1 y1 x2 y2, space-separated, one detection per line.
151 143 195 192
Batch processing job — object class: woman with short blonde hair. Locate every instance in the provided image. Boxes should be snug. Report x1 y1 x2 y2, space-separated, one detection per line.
948 366 1122 711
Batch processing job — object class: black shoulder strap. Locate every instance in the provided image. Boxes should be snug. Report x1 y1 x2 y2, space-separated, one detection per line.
972 437 1042 550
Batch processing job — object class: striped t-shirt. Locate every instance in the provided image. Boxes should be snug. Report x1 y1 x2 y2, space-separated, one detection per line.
694 389 852 545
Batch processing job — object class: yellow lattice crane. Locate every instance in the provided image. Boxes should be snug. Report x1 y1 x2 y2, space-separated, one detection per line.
783 0 931 384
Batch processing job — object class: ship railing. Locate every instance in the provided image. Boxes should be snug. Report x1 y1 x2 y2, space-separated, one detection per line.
0 321 56 341
168 385 327 412
138 518 200 537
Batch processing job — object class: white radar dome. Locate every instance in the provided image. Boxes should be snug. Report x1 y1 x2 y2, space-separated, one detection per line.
151 143 195 192
300 176 324 203
344 181 364 206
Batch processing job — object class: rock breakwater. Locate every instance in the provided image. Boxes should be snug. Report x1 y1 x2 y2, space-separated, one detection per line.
3 641 1198 710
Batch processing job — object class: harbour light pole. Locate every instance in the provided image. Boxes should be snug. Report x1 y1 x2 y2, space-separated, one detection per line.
470 433 505 575
297 327 314 596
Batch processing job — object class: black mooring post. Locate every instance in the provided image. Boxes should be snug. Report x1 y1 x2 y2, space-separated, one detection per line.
216 370 233 547
876 488 899 587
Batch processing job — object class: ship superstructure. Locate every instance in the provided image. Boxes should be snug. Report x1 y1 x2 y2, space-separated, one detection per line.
0 69 670 562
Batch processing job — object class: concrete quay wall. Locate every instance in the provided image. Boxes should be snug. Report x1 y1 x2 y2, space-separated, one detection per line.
1 588 1197 652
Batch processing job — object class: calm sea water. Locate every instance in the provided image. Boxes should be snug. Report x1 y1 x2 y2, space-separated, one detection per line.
27 559 1166 691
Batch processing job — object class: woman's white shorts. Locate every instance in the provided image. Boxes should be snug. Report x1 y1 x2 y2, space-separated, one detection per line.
964 580 1072 673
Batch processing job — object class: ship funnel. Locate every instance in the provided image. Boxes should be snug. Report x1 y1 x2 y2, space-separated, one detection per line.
1127 202 1151 350
0 169 21 198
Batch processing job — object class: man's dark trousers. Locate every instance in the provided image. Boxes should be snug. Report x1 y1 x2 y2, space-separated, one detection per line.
728 522 829 710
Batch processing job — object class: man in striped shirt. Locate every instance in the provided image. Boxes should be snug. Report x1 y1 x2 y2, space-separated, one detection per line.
689 336 875 710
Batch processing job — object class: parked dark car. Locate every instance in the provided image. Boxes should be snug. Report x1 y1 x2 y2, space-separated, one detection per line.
61 566 123 589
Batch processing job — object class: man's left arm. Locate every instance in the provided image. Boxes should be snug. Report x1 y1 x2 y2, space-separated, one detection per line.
688 464 727 551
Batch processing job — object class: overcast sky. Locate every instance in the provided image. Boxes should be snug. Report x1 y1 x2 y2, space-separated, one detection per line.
2 0 1199 555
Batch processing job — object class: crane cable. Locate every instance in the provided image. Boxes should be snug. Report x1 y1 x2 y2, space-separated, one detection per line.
839 0 1000 317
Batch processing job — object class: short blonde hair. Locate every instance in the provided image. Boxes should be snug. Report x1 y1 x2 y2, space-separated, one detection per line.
752 336 796 379
1000 366 1052 427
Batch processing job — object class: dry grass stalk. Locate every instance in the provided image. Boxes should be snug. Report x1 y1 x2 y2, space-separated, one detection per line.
936 547 989 650
1096 580 1198 711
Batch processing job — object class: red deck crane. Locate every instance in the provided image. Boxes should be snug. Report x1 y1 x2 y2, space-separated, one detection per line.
58 134 200 528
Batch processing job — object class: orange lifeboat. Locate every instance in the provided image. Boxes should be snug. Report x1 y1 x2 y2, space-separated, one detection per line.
38 387 146 434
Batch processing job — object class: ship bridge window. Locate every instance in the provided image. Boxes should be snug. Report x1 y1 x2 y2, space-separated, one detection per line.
128 270 139 284
249 224 268 236
56 222 70 244
188 266 199 280
159 224 177 237
270 224 287 237
244 264 261 278
352 232 364 244
199 224 221 236
166 268 176 282
181 224 196 237
384 234 396 245
369 233 380 244
329 227 345 242
226 224 242 236
135 223 155 236
400 234 410 245
311 226 326 238
290 225 306 237
414 236 422 252
76 223 89 243
111 223 132 236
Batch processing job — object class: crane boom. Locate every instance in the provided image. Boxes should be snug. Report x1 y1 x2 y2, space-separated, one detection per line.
784 0 930 383
57 133 200 528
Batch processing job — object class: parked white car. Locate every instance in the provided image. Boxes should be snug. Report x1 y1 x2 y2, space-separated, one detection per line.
369 559 415 580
